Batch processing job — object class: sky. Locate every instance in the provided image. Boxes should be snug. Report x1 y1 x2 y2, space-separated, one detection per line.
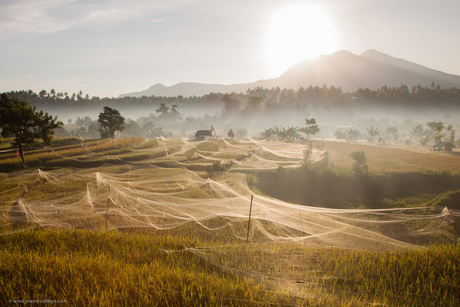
1 0 459 98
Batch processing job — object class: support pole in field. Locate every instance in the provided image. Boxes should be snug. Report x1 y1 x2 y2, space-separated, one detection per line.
446 206 458 246
246 194 254 242
106 185 110 232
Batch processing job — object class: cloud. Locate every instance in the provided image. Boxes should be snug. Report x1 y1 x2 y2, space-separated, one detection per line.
0 0 177 36
82 8 132 24
0 0 76 35
148 19 164 23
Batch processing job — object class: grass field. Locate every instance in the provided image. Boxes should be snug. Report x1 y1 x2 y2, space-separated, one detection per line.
321 141 460 174
1 137 459 305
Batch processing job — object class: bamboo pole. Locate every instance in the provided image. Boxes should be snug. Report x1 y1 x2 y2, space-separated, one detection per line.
106 185 110 232
446 206 458 246
246 194 254 242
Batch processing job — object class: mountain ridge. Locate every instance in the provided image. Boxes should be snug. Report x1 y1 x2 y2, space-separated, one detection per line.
119 50 460 98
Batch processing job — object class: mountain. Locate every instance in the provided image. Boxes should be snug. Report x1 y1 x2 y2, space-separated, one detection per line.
275 49 460 91
119 50 460 97
119 82 248 98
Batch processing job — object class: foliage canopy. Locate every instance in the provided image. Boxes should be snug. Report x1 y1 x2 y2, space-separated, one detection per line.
0 93 63 164
98 106 125 139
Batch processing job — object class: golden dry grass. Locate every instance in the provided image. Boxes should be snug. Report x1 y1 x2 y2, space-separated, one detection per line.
1 137 459 305
322 141 460 174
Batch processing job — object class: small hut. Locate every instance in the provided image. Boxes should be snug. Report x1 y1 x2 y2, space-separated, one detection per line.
195 130 213 140
431 142 456 152
195 126 216 140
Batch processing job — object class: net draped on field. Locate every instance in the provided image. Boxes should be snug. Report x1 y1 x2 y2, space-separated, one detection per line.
1 138 458 250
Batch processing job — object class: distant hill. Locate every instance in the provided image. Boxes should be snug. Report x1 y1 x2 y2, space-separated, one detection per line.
119 82 248 98
119 50 460 98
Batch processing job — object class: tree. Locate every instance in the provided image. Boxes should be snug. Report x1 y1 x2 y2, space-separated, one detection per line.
87 120 100 138
285 127 301 142
410 124 430 146
170 104 182 121
39 89 47 99
260 128 274 140
299 118 320 141
385 126 399 142
156 103 170 119
222 94 240 117
446 125 455 143
335 127 360 143
335 129 348 141
98 106 125 139
0 93 63 165
351 151 368 175
346 127 360 143
171 104 180 116
366 126 380 143
75 116 93 127
227 129 235 139
426 121 445 143
246 94 264 112
124 119 141 137
236 128 248 139
302 144 314 168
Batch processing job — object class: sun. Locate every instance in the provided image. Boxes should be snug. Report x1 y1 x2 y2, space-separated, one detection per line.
265 4 338 77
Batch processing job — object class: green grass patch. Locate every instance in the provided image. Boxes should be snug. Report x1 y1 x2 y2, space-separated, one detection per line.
134 139 159 149
248 167 460 209
213 153 247 160
196 141 220 152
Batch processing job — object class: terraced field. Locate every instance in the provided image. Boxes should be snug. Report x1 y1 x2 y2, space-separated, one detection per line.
1 137 459 305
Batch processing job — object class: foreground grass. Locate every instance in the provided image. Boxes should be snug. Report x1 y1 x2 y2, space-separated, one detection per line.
0 229 291 306
0 228 458 306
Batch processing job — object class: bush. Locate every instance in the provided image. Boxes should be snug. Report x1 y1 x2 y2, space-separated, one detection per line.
351 151 368 175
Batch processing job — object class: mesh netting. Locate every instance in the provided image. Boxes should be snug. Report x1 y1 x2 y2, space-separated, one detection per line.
1 138 458 250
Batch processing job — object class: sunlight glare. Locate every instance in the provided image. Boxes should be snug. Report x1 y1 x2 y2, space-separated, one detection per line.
265 4 338 77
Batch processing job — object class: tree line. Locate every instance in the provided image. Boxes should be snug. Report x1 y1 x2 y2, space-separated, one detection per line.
5 83 460 113
3 89 221 109
2 83 459 162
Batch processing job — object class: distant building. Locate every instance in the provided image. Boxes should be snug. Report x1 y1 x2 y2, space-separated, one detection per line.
431 142 456 152
195 126 216 140
195 130 213 140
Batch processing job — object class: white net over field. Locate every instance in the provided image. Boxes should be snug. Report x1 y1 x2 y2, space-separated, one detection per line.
2 138 459 304
1 163 458 250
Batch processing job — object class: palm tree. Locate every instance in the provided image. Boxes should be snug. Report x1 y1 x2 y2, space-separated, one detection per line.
260 128 274 140
299 118 320 142
285 127 301 142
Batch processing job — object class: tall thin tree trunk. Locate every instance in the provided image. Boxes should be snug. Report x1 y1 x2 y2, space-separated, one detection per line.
19 147 25 166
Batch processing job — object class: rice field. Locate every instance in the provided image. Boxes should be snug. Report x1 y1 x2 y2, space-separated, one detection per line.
1 137 459 305
322 140 460 174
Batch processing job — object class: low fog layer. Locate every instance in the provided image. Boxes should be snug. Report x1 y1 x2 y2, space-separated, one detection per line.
5 84 460 149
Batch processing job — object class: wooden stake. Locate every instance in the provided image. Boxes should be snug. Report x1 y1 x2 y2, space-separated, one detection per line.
446 206 458 246
106 185 110 232
246 194 254 242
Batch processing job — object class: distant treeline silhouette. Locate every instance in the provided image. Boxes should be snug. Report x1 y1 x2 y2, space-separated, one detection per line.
4 83 460 114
